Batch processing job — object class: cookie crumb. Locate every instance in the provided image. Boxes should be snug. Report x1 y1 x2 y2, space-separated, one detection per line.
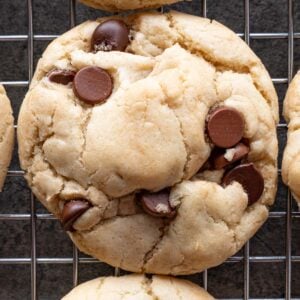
224 148 236 162
155 203 169 213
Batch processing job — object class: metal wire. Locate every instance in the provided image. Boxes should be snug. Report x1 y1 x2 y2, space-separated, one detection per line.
26 0 37 299
202 1 208 290
0 77 290 88
285 1 294 299
0 0 298 299
68 0 80 289
3 32 300 41
243 2 250 299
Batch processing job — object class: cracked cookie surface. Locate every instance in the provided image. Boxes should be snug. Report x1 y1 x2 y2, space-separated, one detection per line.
282 71 300 207
0 85 14 191
79 0 183 11
18 11 278 275
62 274 214 299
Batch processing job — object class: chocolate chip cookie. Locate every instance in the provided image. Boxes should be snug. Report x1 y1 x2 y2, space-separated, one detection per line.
18 11 278 275
79 0 183 11
282 71 300 207
0 85 14 191
62 274 214 299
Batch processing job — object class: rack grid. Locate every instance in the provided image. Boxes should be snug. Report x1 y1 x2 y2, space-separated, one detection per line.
0 0 299 299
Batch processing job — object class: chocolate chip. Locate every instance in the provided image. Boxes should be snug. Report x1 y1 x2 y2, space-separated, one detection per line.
48 69 76 85
61 200 91 231
213 143 250 169
91 19 129 52
222 163 264 205
138 190 176 218
73 66 113 104
207 107 245 148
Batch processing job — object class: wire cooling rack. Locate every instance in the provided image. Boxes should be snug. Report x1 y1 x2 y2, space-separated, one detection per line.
0 0 299 299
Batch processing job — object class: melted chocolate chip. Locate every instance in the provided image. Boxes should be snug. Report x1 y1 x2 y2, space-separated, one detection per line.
207 107 245 148
91 19 130 52
48 69 76 85
222 163 264 205
213 143 250 169
137 190 176 218
61 200 91 231
73 66 113 104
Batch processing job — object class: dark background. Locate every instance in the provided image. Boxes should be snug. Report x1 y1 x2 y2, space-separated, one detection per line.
0 0 299 299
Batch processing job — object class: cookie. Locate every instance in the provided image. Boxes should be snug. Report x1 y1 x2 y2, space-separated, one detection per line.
0 85 14 191
18 11 278 275
282 71 300 206
62 274 214 299
79 0 183 11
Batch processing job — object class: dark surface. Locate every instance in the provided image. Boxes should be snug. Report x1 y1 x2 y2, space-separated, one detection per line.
0 0 299 299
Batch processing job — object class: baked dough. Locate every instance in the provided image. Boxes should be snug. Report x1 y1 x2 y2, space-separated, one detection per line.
0 85 14 190
282 71 300 206
62 274 214 300
79 0 183 11
18 11 278 275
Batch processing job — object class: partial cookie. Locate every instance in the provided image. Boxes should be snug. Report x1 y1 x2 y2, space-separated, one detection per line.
62 274 214 300
0 85 14 190
282 71 300 207
79 0 183 11
18 11 278 275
